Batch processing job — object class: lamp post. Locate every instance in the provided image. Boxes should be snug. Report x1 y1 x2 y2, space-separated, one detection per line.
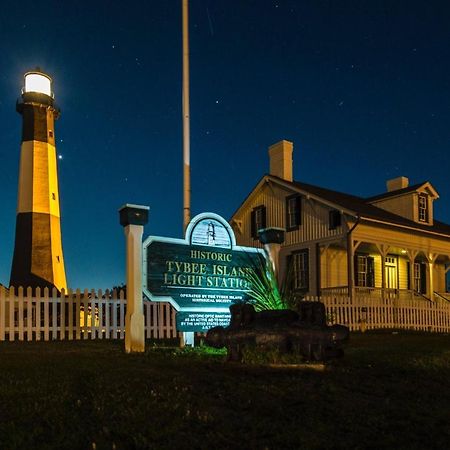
119 204 149 353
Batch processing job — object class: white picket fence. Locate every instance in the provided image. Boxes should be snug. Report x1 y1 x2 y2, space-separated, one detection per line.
0 287 179 342
1 288 449 342
306 295 450 333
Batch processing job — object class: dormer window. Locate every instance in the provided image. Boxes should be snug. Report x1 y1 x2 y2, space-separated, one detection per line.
418 195 428 222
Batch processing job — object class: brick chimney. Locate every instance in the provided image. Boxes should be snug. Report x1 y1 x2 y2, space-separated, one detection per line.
268 140 293 182
386 176 409 192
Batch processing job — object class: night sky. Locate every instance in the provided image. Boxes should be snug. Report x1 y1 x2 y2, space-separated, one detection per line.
1 1 449 289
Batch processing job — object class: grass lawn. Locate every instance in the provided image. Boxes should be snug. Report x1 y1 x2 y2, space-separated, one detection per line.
0 333 449 450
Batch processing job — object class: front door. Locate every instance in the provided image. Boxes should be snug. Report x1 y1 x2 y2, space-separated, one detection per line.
385 256 398 290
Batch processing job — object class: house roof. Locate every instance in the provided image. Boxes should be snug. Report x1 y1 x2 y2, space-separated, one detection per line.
366 181 439 202
232 175 450 238
290 179 450 236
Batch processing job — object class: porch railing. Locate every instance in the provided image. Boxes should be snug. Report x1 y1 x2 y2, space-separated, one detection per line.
305 295 450 333
320 286 349 296
321 286 432 301
434 292 450 303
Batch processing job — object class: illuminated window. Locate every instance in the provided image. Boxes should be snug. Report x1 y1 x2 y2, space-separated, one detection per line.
418 195 428 222
286 195 301 231
291 250 309 290
355 255 374 287
251 205 266 239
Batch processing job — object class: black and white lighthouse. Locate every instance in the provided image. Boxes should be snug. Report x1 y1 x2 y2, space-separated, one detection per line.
10 70 67 292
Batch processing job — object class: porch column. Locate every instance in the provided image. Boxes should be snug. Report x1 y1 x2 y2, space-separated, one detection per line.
427 253 438 300
446 263 450 292
320 243 330 294
315 243 321 296
347 237 360 300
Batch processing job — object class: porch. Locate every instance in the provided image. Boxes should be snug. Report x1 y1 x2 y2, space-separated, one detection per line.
319 238 450 303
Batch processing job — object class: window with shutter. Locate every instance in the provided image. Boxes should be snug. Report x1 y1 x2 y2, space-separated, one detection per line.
251 205 266 239
290 249 309 291
411 262 427 294
329 210 341 230
355 254 374 287
286 195 301 231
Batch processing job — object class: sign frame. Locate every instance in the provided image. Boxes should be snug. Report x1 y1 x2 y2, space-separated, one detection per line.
142 212 266 315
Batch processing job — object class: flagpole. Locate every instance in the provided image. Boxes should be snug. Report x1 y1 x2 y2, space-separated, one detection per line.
181 0 194 348
182 0 191 233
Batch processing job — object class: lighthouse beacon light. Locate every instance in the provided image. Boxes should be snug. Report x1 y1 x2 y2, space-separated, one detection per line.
23 72 52 97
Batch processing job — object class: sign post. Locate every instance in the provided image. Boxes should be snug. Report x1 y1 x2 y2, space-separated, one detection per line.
119 204 149 353
143 213 266 341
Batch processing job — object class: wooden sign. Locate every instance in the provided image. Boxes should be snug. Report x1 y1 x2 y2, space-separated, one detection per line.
143 213 266 332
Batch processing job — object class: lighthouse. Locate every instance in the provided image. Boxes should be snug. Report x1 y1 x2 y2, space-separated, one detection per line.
10 69 67 292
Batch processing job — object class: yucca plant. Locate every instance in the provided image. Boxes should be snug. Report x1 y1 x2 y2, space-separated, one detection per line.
244 255 287 311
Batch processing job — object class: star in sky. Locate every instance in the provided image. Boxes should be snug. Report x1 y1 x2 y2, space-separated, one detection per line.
0 1 449 289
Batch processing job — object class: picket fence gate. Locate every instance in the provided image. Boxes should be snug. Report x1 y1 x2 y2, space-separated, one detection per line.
305 295 450 333
0 287 179 342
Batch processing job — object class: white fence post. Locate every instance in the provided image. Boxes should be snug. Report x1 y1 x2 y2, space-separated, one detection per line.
9 287 16 342
119 204 148 354
18 287 24 341
112 289 118 339
0 287 5 341
105 289 111 340
60 288 66 340
119 289 125 340
35 287 41 341
26 287 33 341
68 289 74 340
51 288 57 340
75 289 81 340
44 287 50 341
